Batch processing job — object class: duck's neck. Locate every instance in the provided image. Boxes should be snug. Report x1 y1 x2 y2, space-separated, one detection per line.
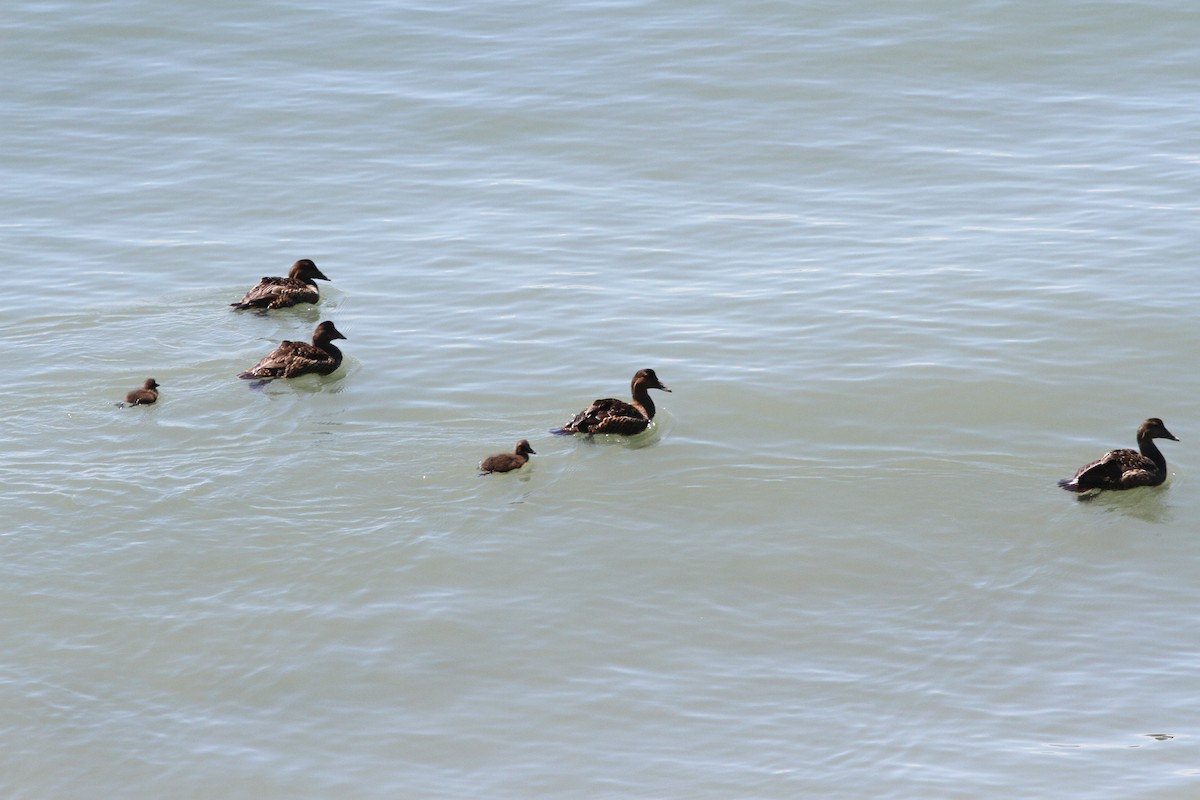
631 383 656 420
315 339 343 362
1137 435 1167 472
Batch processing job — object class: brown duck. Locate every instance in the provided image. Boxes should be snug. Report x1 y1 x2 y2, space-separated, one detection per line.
1058 418 1178 495
231 259 329 310
238 321 347 382
122 378 160 406
551 368 671 436
479 440 536 474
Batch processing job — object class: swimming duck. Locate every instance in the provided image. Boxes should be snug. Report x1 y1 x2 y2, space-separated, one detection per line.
230 259 329 310
122 378 159 406
1058 417 1178 495
479 439 536 474
551 368 671 436
238 320 347 382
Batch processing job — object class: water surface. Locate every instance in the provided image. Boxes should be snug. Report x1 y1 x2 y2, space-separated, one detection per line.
2 1 1199 797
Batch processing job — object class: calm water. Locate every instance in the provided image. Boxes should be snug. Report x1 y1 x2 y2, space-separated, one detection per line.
3 1 1200 797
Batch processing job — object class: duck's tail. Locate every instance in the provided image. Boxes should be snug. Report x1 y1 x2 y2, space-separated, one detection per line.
548 426 574 436
1058 478 1100 500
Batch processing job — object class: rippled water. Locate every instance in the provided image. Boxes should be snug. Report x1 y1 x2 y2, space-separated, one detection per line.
3 1 1200 797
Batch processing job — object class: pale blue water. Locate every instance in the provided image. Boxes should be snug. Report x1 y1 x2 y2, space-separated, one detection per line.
3 1 1200 797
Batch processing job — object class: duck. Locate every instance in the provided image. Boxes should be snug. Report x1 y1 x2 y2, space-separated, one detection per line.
1058 417 1178 495
122 378 160 406
238 320 347 382
230 259 329 310
551 368 671 436
479 439 536 474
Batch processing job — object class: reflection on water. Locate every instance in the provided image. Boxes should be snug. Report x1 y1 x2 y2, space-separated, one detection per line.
1074 485 1175 524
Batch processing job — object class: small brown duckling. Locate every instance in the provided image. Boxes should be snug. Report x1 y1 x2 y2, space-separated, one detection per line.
122 378 160 406
479 439 536 474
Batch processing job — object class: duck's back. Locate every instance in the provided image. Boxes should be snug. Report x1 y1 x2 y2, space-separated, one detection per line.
480 452 527 473
239 339 339 379
232 277 318 310
1062 448 1162 491
124 387 158 405
560 398 649 435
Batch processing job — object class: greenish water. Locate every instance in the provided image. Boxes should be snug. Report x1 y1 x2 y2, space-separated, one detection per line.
3 1 1199 797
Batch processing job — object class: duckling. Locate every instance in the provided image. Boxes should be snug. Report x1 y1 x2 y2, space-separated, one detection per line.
479 439 536 474
1058 417 1178 495
121 378 159 406
551 368 671 436
231 259 329 310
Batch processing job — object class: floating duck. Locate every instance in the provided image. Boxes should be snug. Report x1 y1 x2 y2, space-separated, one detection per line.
1058 417 1178 495
479 439 536 474
551 368 671 436
230 259 329 310
122 378 159 406
238 321 346 382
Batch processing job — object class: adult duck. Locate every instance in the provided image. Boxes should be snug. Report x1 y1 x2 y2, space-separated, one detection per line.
238 320 347 382
479 440 536 474
551 368 671 436
122 378 160 406
1058 417 1178 495
231 259 329 310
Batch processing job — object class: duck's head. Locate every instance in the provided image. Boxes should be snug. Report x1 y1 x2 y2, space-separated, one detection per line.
144 379 160 390
290 259 330 281
515 439 536 456
313 320 347 342
633 368 671 393
1140 418 1178 442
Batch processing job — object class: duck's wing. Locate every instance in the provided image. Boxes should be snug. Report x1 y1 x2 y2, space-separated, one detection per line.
553 398 647 435
238 340 333 379
265 282 319 309
231 276 287 308
231 277 317 309
588 413 651 435
1060 448 1147 492
1108 449 1162 487
123 389 157 405
479 453 524 473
